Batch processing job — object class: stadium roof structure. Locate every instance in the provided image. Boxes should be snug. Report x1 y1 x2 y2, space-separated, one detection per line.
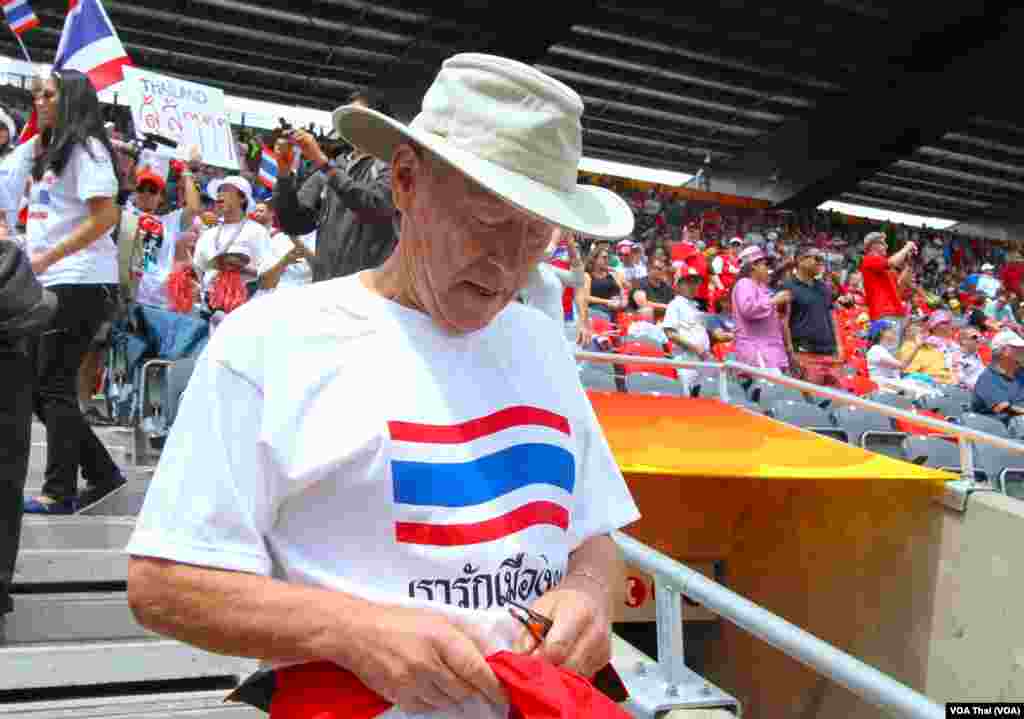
10 0 1024 228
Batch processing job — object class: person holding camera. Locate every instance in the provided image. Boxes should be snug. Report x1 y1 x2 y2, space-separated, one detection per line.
272 91 397 283
861 231 916 345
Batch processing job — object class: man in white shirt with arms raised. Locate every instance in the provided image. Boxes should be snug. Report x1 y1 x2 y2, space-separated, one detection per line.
126 54 639 718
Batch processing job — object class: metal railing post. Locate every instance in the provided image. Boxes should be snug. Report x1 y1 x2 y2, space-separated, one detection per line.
654 579 687 694
616 533 945 719
957 435 976 486
717 366 730 403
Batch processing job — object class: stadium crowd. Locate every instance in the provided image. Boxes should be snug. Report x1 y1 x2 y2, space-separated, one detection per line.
3 69 1024 526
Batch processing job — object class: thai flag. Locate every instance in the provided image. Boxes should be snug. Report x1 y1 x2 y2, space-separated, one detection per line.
257 144 299 190
53 0 131 93
388 406 576 547
3 0 39 35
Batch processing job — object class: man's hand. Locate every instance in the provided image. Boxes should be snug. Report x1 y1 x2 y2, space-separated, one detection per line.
576 323 593 347
288 130 329 167
289 240 315 262
273 137 297 178
30 251 52 275
339 605 506 715
993 401 1011 414
514 576 612 678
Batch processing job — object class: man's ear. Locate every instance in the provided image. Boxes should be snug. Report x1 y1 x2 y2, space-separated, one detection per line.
391 144 421 214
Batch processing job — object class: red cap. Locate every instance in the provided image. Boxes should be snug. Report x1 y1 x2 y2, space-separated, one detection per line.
136 168 166 192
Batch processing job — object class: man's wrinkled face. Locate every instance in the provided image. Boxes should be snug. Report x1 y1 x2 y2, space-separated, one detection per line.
391 146 553 335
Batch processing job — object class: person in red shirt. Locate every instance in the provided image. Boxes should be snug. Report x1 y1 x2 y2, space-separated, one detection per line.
859 231 917 343
1000 253 1024 297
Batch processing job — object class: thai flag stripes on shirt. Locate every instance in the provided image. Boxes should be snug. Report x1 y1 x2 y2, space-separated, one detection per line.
389 406 576 547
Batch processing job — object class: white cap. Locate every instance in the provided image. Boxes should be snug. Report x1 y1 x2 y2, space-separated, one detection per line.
992 330 1024 353
207 176 254 209
982 263 995 272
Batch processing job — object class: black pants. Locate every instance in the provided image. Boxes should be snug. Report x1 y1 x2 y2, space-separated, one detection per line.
33 284 120 503
0 343 34 614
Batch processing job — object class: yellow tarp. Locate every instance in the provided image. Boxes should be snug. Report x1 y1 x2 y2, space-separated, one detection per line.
589 393 952 484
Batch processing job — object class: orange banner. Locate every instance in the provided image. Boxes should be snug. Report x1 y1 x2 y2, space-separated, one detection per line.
588 393 951 483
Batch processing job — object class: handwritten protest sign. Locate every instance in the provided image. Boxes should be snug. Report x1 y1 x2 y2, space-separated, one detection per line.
122 66 239 170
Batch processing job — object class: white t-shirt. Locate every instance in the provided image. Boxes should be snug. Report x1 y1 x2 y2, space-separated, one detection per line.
133 208 184 309
976 274 1001 299
126 275 640 718
521 261 584 326
193 219 269 293
622 263 647 285
257 230 317 291
0 137 118 287
867 344 901 380
662 295 710 355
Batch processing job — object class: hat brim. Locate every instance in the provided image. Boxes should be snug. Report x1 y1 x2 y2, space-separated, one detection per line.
334 105 635 241
208 179 253 208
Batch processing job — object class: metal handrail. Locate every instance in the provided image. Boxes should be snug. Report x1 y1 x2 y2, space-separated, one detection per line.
577 349 1024 489
614 532 945 719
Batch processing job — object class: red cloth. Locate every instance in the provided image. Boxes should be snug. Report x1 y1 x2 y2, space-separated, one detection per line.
860 254 903 320
270 654 631 719
207 270 248 313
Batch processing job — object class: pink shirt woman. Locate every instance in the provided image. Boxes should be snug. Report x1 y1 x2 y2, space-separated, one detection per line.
731 246 792 371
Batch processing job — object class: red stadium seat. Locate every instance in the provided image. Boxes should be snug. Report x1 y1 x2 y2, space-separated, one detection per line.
619 341 676 379
590 316 616 336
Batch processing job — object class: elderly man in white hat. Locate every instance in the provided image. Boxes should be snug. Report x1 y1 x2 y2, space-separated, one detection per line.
126 55 639 718
192 175 269 309
972 329 1024 434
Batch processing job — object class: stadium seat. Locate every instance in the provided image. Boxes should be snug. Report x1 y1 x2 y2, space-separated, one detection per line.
625 372 688 397
621 336 666 353
902 436 962 473
694 374 748 402
750 381 806 409
959 413 1024 486
590 316 616 337
164 357 198 428
943 386 973 409
919 394 970 420
767 400 846 441
959 412 1009 438
580 367 620 392
866 392 915 411
619 341 676 380
831 406 907 458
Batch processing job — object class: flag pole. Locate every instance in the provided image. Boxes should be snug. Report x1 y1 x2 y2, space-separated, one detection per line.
10 29 32 63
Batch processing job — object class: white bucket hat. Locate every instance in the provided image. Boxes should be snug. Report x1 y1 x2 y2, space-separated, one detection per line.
207 176 254 210
333 53 634 240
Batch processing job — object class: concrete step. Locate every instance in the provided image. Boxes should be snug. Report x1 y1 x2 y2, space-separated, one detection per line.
15 549 128 584
19 518 135 551
0 639 258 692
5 593 152 644
0 690 263 718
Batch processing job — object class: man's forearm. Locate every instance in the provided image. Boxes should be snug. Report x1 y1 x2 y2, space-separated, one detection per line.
564 534 625 611
128 557 372 666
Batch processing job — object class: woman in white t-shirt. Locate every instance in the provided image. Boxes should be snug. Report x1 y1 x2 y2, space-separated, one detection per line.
0 70 125 514
865 320 932 397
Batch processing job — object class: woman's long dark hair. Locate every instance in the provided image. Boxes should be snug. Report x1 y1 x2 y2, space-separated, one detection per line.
32 70 121 187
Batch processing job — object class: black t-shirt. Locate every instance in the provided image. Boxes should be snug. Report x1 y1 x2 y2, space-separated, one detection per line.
629 277 674 311
784 275 836 354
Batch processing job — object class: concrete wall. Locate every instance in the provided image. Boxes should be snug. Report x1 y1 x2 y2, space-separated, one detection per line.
926 491 1024 701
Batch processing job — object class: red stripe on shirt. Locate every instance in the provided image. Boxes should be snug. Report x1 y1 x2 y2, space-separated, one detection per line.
395 501 569 546
388 406 571 444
